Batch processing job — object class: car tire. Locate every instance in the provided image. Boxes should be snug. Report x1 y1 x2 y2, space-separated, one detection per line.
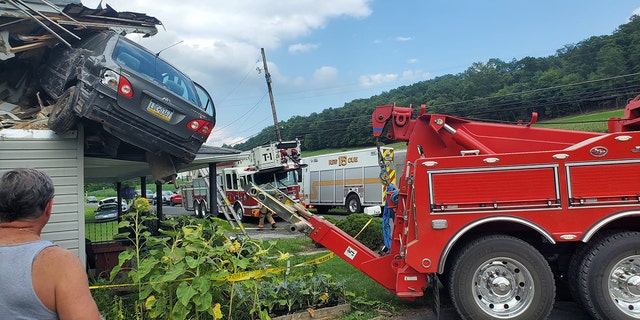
48 86 78 133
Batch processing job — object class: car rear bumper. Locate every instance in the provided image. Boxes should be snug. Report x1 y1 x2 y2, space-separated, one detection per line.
78 85 202 162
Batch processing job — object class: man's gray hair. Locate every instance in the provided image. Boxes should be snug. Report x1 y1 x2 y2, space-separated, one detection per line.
0 168 55 222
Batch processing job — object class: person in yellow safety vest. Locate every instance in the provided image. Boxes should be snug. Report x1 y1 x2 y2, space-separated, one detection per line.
257 204 276 229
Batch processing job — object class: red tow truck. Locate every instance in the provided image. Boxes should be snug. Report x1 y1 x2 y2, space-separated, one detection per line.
249 97 640 320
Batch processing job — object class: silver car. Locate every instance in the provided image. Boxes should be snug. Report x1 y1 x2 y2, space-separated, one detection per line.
42 30 216 183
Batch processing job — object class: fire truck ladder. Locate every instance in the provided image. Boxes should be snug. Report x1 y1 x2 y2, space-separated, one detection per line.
215 182 247 236
196 169 247 236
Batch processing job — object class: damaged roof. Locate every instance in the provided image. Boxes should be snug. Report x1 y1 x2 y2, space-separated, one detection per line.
0 0 162 60
0 0 162 128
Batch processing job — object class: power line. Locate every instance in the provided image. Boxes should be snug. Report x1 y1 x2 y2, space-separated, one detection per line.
216 55 262 105
212 91 268 133
431 72 640 109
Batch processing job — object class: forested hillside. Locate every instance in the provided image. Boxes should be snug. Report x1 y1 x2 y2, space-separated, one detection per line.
230 15 640 152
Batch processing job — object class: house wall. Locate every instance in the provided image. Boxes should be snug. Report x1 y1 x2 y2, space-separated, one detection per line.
0 129 85 264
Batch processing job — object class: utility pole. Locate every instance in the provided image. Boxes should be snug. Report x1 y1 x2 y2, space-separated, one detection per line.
261 48 282 141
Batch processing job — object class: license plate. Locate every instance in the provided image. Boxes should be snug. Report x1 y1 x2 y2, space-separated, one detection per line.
146 100 173 121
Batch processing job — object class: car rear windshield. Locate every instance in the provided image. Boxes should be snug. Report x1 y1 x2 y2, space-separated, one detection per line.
112 38 202 108
100 204 118 210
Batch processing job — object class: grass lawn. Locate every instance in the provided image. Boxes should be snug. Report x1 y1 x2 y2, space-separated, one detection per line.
84 207 120 242
534 109 624 132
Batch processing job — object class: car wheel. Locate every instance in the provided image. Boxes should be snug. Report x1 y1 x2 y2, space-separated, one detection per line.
48 86 78 133
448 234 555 320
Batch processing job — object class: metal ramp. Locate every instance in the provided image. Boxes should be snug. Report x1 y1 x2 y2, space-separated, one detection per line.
244 182 313 233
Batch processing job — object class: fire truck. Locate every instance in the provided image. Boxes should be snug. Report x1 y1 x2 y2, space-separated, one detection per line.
300 147 395 214
248 98 640 320
183 140 303 221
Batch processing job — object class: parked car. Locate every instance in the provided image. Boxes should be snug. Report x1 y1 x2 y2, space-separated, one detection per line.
160 191 174 205
97 197 129 212
169 193 182 206
135 189 156 201
41 30 216 183
86 195 98 203
94 203 119 222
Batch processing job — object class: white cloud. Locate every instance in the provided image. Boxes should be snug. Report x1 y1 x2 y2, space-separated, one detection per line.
359 73 398 87
633 7 640 18
206 128 245 147
86 0 371 66
358 69 431 88
407 58 419 64
395 36 412 42
312 66 339 84
289 43 320 54
400 70 431 81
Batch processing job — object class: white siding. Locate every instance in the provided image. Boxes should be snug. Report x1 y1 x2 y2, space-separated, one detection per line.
0 129 85 263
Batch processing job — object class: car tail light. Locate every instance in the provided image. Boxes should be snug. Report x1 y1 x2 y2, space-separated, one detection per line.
101 69 133 98
101 70 119 90
187 119 213 136
117 76 133 98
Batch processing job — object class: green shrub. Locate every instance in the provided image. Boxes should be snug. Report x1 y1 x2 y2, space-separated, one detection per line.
98 213 347 320
334 214 384 251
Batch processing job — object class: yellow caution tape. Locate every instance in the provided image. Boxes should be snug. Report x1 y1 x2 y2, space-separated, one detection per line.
354 217 373 239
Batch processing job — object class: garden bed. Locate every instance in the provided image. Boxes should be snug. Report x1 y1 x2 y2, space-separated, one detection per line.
272 303 351 320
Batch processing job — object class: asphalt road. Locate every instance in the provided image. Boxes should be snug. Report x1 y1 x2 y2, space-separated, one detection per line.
97 202 594 319
400 296 592 320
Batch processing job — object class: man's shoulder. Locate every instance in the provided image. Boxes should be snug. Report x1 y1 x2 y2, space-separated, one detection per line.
39 245 81 264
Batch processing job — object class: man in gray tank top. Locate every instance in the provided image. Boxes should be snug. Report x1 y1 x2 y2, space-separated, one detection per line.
0 168 102 319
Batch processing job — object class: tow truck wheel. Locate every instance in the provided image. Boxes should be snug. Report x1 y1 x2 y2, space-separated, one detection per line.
345 194 361 214
567 231 613 306
577 231 640 320
448 234 555 320
48 86 78 133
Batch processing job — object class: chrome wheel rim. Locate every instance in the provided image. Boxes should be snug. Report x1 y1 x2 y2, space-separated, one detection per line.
473 257 534 318
608 254 640 317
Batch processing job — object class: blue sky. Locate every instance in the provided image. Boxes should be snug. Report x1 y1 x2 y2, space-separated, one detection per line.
82 0 640 147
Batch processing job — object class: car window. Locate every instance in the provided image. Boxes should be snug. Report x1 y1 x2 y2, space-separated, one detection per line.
112 37 202 108
80 32 110 54
195 82 215 118
100 204 118 210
